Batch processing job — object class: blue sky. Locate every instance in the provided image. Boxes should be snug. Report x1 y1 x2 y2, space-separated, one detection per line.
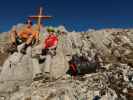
0 0 133 32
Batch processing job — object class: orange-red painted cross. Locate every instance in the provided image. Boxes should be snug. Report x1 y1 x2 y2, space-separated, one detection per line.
28 7 52 31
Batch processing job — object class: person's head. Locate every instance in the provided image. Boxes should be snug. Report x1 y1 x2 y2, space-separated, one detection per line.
47 28 55 35
25 19 33 28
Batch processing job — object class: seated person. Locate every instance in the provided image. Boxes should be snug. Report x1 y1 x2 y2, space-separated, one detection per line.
33 28 58 81
9 19 39 54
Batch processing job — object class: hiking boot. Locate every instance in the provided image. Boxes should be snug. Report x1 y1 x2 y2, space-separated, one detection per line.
33 73 44 81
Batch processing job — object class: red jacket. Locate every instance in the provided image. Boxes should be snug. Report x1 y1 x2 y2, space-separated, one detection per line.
44 34 58 49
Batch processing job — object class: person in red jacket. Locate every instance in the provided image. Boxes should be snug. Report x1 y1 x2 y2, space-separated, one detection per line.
33 28 58 81
43 28 58 80
44 29 58 49
9 19 39 54
42 28 58 56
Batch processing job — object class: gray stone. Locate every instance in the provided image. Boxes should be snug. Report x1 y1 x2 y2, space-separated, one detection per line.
50 49 69 79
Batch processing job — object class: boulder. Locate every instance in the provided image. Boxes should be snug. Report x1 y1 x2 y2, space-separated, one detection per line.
0 44 33 93
50 49 69 79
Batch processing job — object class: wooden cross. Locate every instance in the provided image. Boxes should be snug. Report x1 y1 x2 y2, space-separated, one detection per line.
28 7 52 31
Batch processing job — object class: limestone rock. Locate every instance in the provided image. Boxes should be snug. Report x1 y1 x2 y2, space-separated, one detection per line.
0 44 33 93
50 49 69 79
1 28 133 99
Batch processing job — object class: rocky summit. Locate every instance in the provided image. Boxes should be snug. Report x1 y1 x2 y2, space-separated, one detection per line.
0 27 133 100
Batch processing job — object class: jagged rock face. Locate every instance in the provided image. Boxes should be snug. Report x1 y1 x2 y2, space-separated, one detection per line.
0 42 69 97
61 29 133 64
0 33 10 66
0 44 33 95
0 51 9 66
10 63 132 100
0 28 133 99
